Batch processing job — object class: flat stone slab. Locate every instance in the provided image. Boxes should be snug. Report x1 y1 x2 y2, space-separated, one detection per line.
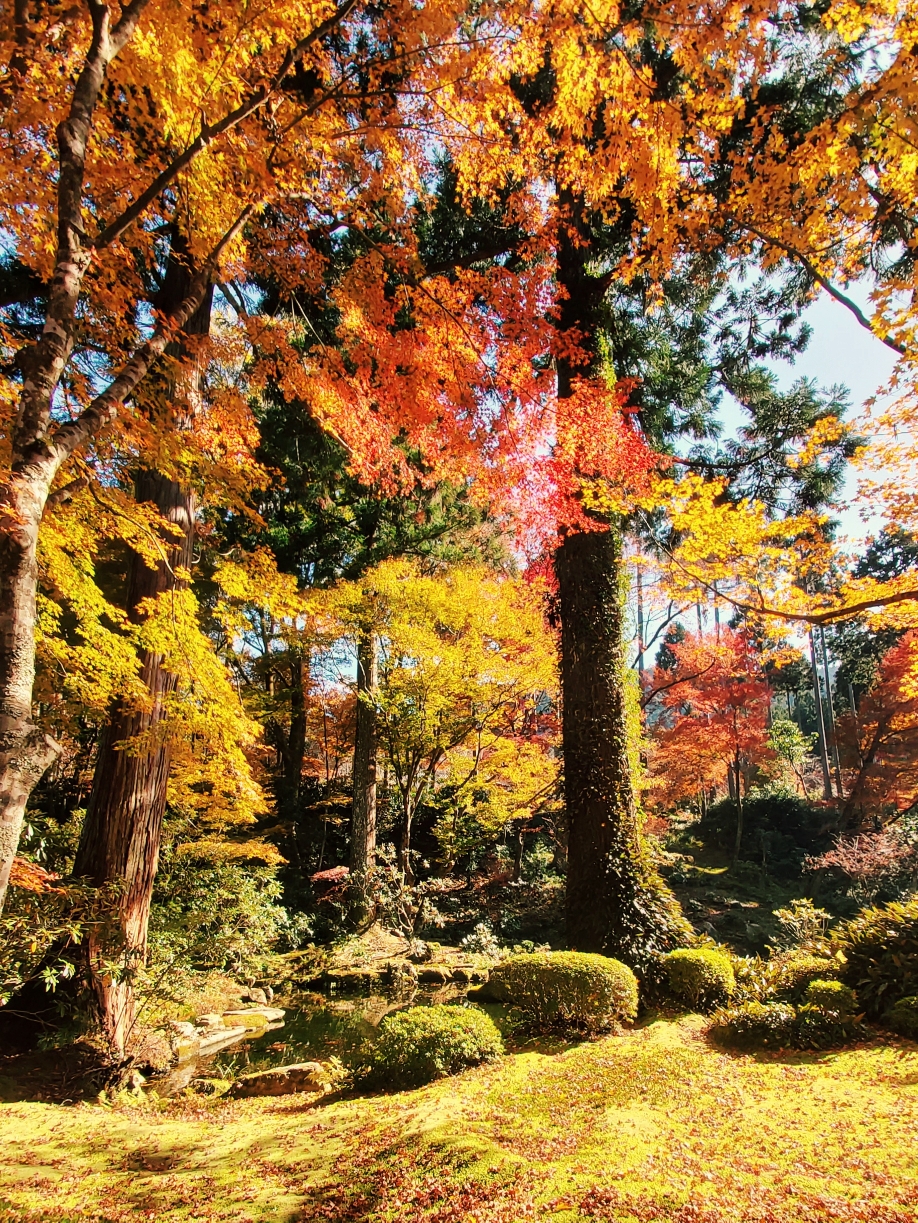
227 1062 329 1098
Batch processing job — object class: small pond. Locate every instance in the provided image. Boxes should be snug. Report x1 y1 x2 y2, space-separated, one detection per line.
153 984 507 1096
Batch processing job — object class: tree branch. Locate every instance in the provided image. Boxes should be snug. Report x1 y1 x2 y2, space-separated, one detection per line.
739 222 906 356
40 205 253 473
93 0 359 251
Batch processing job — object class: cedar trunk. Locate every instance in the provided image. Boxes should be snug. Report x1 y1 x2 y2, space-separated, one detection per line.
73 470 195 1051
73 251 211 1053
350 632 378 876
554 191 686 966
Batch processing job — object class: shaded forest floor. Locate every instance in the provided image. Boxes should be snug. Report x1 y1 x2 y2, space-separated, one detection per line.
3 1017 918 1222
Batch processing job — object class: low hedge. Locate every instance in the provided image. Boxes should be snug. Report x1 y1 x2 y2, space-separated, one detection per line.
770 953 841 1002
886 995 918 1039
709 1001 797 1050
487 951 638 1032
360 1004 503 1088
833 893 918 1017
665 948 735 1011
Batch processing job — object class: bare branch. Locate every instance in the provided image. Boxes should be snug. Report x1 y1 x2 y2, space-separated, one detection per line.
44 205 253 470
739 222 906 356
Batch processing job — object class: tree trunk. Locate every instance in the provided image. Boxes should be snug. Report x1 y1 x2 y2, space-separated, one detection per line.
554 191 687 970
557 529 681 963
732 752 744 866
808 626 834 800
73 470 195 1052
350 632 378 875
0 475 61 910
73 245 211 1054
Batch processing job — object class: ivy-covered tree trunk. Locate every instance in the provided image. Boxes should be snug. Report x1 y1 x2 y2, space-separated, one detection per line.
73 244 212 1055
350 632 378 875
556 529 646 951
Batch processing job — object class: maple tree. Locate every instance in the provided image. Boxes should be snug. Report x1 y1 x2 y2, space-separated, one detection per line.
328 560 558 878
647 628 773 860
834 631 918 827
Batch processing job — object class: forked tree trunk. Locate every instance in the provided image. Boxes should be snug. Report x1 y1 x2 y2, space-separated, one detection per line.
350 632 378 876
73 249 212 1053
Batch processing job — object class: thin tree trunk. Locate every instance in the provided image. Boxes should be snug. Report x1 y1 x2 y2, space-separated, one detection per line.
350 632 378 875
732 751 744 866
808 626 834 800
73 244 212 1054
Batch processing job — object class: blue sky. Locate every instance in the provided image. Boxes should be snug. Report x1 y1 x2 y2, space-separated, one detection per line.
721 287 900 552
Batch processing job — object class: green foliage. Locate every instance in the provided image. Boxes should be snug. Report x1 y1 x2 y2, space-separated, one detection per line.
488 951 639 1032
833 893 918 1017
460 922 503 957
148 835 303 978
793 1004 864 1050
772 898 832 950
769 952 841 1001
804 978 857 1014
709 1000 798 1049
885 995 918 1039
360 1004 503 1088
700 792 828 871
665 948 736 1011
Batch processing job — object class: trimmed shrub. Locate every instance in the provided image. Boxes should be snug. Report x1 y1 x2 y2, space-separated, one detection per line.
886 995 918 1039
487 951 638 1032
770 953 841 1002
665 948 735 1011
709 1001 797 1050
804 979 857 1015
793 1003 864 1050
833 893 918 1017
361 1005 503 1088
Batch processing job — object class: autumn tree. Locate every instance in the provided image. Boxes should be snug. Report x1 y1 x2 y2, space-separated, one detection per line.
835 632 918 827
647 628 773 861
329 560 558 879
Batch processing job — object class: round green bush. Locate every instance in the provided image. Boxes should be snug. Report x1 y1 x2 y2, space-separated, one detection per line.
833 893 918 1017
665 948 735 1011
362 1004 503 1088
804 979 857 1015
487 951 638 1032
708 1001 797 1050
793 1003 862 1050
770 953 841 1001
886 995 918 1039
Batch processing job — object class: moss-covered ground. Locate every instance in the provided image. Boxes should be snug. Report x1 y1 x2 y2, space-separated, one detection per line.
3 1017 918 1222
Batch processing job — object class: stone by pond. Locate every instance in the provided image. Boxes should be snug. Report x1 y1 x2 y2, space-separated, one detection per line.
151 983 497 1097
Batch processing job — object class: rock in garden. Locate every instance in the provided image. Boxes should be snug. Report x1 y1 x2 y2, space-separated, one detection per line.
227 1062 329 1098
417 966 450 984
242 987 269 1005
196 1013 224 1029
221 1006 286 1027
168 1020 198 1039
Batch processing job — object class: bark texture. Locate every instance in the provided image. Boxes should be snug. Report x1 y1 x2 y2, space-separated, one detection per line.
557 529 650 955
73 253 211 1053
554 192 688 968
